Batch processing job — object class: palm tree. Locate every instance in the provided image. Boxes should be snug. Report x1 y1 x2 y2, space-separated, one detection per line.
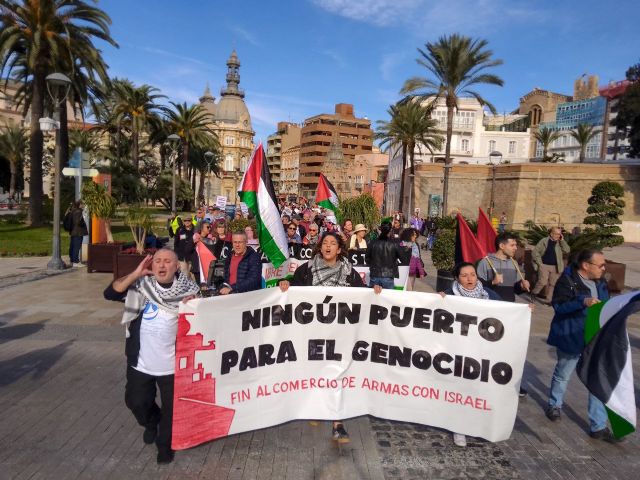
400 34 503 215
533 126 561 160
0 0 117 225
570 123 600 162
113 82 164 171
0 122 28 196
164 102 218 209
376 101 444 216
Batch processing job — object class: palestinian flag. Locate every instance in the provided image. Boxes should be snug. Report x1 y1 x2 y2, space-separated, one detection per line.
316 174 339 213
238 143 289 268
577 291 640 439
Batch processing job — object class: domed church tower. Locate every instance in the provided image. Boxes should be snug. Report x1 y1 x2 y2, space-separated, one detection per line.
199 50 255 204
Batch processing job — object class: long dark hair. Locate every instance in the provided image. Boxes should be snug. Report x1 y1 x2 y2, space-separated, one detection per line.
312 231 347 261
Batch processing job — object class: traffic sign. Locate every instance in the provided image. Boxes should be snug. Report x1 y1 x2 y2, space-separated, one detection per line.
62 167 99 177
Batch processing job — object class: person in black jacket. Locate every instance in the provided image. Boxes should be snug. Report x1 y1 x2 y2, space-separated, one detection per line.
68 200 87 267
366 222 404 289
103 249 199 464
173 217 195 274
278 231 369 443
219 231 263 294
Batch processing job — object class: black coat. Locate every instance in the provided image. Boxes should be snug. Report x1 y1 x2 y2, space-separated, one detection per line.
173 226 195 261
365 237 404 278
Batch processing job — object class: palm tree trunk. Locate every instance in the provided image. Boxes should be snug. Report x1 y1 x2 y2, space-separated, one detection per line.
197 168 205 205
580 146 586 163
398 143 406 216
132 124 139 171
182 142 190 181
28 70 46 226
409 142 416 217
442 103 455 216
9 159 17 197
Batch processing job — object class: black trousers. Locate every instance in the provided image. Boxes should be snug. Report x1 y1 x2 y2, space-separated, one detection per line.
124 366 174 451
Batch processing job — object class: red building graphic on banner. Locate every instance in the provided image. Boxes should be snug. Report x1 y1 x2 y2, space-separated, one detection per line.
172 312 236 450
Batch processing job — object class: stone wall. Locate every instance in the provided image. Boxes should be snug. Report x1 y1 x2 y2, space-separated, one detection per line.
412 163 640 240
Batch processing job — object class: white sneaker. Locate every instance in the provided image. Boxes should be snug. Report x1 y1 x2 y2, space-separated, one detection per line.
453 433 467 447
72 263 84 268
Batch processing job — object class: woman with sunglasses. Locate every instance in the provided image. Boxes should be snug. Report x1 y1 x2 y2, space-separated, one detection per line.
285 223 302 244
303 223 320 246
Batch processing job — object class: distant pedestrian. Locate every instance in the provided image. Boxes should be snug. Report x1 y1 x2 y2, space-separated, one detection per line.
498 212 507 233
68 200 87 268
400 228 425 291
424 216 437 250
532 227 570 304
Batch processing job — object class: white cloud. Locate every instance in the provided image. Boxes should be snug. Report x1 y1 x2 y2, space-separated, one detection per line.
318 48 347 68
312 0 549 33
380 52 408 82
230 25 261 47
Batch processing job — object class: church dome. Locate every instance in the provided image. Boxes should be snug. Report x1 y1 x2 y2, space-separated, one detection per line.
216 95 251 125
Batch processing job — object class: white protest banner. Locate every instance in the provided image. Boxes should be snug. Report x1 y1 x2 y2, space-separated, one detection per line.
215 195 227 209
240 202 249 216
172 287 531 450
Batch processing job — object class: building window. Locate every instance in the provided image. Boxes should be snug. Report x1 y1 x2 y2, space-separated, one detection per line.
508 141 516 154
535 141 543 158
224 154 234 171
461 139 470 152
240 156 248 172
488 140 496 153
225 136 235 146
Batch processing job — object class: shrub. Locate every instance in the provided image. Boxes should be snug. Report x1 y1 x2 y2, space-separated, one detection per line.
583 181 625 247
431 229 456 271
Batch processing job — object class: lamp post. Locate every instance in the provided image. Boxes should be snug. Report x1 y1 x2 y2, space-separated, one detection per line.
167 134 181 213
488 150 503 219
204 151 214 206
42 73 71 270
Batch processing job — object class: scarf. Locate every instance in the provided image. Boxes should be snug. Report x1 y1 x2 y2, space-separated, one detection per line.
452 280 489 300
122 272 200 331
309 255 351 287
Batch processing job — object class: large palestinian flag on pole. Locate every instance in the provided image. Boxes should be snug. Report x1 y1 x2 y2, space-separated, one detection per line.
577 290 640 439
238 143 289 268
316 174 339 213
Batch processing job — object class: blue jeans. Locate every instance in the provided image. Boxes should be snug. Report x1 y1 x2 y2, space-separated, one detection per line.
69 235 83 263
369 277 395 289
427 233 436 250
548 348 608 432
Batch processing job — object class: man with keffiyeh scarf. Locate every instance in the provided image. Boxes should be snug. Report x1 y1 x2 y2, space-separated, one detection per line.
104 249 200 464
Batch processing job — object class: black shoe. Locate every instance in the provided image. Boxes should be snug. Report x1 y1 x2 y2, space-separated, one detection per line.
332 423 350 443
519 387 528 397
589 428 621 443
545 406 561 422
143 424 157 445
157 448 175 464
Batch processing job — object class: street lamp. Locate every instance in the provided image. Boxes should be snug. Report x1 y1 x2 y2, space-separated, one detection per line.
43 72 72 271
204 151 214 206
488 150 503 218
167 134 181 213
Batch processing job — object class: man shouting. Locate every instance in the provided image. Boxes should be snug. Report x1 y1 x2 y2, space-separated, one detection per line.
104 249 199 464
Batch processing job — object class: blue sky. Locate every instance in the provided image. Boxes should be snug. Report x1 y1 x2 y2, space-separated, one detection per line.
100 0 640 143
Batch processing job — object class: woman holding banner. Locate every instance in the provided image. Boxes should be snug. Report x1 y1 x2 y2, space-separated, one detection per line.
440 261 502 447
279 231 371 443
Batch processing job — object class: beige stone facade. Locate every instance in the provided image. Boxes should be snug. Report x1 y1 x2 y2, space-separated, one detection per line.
299 103 373 198
412 163 640 240
267 122 301 193
280 146 300 196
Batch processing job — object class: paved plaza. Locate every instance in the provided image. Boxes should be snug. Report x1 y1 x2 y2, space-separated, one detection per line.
0 248 639 479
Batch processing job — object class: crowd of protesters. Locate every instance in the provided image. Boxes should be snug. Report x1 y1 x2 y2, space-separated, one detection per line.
104 198 621 464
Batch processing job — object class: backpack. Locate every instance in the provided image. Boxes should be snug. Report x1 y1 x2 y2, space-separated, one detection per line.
63 212 73 233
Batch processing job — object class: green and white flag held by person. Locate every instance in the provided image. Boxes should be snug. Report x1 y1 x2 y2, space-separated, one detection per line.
316 173 339 213
577 290 640 438
238 143 289 268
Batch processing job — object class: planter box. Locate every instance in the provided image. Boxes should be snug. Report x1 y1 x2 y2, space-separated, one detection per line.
114 251 147 280
88 243 123 273
435 269 454 292
605 260 626 293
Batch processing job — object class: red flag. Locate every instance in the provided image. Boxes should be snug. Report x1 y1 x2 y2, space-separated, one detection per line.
477 208 497 254
455 213 487 264
195 242 216 283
